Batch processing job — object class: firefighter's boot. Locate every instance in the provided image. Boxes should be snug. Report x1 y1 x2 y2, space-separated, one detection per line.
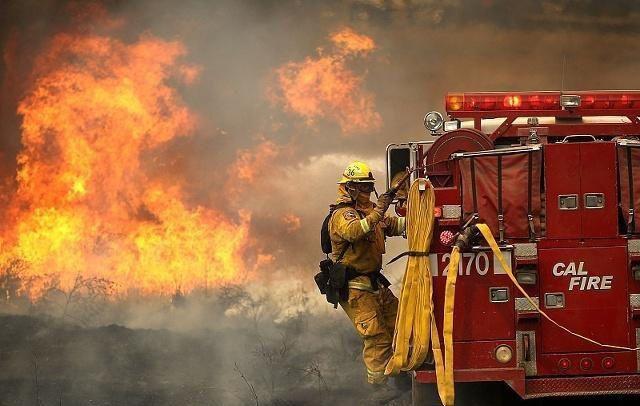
367 383 401 405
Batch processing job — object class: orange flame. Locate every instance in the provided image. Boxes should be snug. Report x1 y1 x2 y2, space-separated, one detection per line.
271 27 382 134
231 140 280 184
282 214 301 233
1 32 251 299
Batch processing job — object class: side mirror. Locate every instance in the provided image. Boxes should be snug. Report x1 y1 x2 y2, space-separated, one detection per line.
386 144 411 191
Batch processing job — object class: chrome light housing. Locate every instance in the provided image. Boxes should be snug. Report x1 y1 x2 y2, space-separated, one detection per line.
424 111 444 133
561 94 581 108
443 119 461 132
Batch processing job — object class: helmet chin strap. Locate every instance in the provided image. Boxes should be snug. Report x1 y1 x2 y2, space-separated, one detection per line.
346 183 359 202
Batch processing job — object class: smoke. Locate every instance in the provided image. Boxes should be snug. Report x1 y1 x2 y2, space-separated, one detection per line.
3 0 640 404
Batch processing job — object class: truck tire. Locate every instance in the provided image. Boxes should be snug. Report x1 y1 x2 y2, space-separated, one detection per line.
411 381 441 406
412 381 508 406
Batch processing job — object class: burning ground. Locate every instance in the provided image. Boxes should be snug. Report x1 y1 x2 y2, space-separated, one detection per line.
3 0 640 405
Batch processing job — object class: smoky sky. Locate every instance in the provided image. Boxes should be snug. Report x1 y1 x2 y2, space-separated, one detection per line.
4 0 640 276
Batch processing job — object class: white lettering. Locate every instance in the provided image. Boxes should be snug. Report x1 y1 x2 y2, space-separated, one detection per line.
569 277 581 291
586 276 600 290
464 253 474 275
430 254 439 276
601 275 613 290
551 260 614 290
577 262 587 276
552 262 566 276
476 252 489 275
441 253 450 276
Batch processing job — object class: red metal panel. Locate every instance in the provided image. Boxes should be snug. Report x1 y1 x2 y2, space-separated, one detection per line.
536 351 638 376
545 144 582 239
450 340 517 369
579 142 618 238
538 238 624 249
431 252 515 341
539 246 630 354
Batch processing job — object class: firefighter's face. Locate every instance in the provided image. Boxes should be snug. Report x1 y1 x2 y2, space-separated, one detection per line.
347 182 374 203
355 182 374 193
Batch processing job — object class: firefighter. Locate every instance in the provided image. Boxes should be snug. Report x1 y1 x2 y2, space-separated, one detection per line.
328 161 406 402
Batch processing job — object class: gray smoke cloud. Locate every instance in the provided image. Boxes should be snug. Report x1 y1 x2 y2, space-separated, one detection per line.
3 0 640 404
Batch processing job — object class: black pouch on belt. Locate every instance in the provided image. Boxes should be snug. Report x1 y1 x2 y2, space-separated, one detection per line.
314 243 350 308
314 259 333 295
313 262 348 307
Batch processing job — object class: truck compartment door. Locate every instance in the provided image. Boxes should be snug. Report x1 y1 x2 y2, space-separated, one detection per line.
579 143 617 238
545 143 582 239
539 246 630 354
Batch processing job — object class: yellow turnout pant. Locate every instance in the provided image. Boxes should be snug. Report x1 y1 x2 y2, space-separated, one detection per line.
340 279 398 384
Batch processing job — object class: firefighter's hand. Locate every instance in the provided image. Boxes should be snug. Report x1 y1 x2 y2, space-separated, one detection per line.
376 191 395 213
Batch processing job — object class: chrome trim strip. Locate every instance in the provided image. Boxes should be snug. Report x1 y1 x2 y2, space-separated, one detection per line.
451 145 541 159
617 139 640 147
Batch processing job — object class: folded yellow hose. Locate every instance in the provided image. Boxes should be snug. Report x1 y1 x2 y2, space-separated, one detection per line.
385 179 435 374
385 179 455 405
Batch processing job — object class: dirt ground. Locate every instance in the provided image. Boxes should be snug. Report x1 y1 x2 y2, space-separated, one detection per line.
0 313 638 406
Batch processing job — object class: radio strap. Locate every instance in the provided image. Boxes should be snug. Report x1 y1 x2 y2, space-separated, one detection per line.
627 147 635 234
470 158 479 218
385 250 429 266
527 151 536 240
497 155 505 242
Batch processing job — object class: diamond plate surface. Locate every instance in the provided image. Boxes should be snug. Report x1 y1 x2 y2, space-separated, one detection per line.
442 205 461 219
515 297 539 312
516 331 537 376
525 374 640 398
514 243 537 258
629 239 640 254
631 294 640 309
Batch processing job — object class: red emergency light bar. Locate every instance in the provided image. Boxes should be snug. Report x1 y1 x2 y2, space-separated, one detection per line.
446 91 640 114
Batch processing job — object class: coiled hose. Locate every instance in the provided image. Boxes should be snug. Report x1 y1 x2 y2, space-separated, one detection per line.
384 178 457 405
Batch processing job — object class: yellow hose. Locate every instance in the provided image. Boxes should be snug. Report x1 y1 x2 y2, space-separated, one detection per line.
385 179 456 405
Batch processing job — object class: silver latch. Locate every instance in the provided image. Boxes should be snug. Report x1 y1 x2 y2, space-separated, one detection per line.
544 292 565 309
558 194 578 210
490 287 510 303
584 193 605 209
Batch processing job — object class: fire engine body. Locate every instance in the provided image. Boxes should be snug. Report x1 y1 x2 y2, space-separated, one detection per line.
386 91 640 401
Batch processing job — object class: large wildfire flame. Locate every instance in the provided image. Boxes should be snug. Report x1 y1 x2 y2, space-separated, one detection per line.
271 27 382 134
0 32 252 299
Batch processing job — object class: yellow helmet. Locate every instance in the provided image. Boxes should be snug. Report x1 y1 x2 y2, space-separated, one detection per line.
338 160 375 184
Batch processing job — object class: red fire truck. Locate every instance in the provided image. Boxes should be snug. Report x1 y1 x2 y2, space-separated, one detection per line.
386 91 640 405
